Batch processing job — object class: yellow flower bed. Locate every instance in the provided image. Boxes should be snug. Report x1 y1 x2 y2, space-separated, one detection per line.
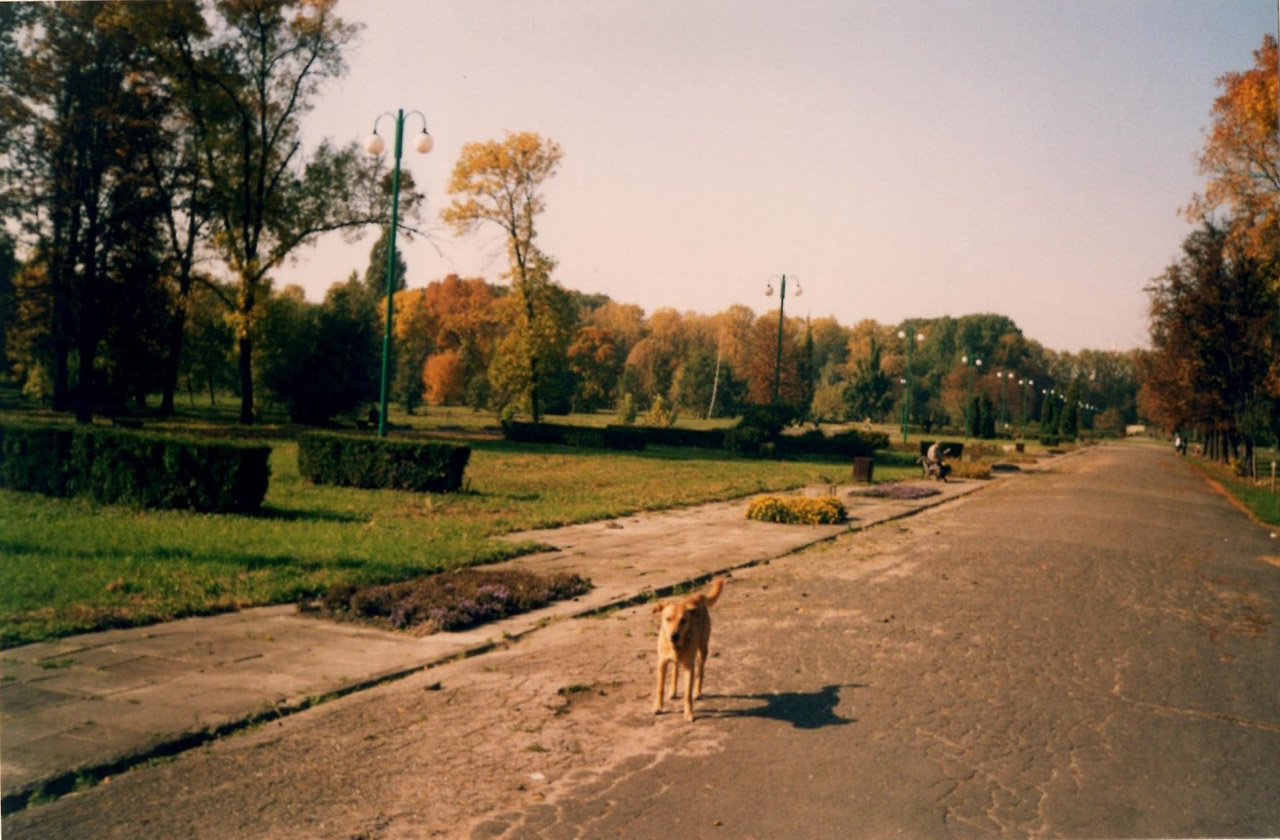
746 494 847 525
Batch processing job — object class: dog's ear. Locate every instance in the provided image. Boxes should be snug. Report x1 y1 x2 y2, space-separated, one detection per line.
652 602 665 614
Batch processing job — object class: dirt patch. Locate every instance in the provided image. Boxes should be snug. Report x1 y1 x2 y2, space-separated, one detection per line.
311 568 592 635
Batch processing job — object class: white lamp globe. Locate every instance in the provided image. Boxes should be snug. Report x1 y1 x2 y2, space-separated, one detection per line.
414 131 434 154
364 133 385 155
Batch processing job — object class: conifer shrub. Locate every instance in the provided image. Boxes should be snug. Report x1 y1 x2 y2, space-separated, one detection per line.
746 494 847 525
297 432 470 492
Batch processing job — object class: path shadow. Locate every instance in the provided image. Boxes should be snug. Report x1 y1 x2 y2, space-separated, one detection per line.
704 683 863 729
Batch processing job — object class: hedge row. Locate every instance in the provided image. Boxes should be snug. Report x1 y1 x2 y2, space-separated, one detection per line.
0 423 270 513
500 421 647 451
297 432 471 492
500 420 887 460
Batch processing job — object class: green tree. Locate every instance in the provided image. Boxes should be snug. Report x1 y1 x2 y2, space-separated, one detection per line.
442 131 565 420
1059 380 1081 441
257 278 379 424
3 2 171 421
166 0 410 424
841 338 892 421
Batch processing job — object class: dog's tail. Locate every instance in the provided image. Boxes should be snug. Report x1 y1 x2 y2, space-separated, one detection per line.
702 577 726 607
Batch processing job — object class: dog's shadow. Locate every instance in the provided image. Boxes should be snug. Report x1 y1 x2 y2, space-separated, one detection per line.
702 683 863 729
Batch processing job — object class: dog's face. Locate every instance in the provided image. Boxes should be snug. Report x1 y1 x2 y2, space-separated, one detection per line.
655 601 694 649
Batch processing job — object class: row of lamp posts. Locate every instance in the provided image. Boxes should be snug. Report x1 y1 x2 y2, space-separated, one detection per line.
360 115 1089 446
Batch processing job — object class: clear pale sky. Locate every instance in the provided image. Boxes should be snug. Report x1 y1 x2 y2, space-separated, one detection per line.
277 0 1278 354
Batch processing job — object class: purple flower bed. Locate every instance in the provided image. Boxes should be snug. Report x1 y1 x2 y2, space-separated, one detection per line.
321 569 592 633
849 484 941 500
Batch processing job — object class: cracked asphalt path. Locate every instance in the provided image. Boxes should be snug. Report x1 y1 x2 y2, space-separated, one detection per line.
5 442 1278 839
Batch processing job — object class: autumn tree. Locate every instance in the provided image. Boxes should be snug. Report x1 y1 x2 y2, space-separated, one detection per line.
744 312 806 408
1186 35 1279 264
422 349 466 405
442 131 566 420
1143 223 1277 466
419 274 501 409
390 287 433 413
567 325 620 412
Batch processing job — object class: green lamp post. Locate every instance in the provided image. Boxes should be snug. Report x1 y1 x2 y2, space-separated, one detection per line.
764 275 800 403
898 329 923 444
364 109 433 437
962 354 981 440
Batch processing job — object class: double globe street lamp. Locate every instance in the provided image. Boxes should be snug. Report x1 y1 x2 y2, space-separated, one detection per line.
898 329 924 444
364 109 433 437
962 354 982 440
764 275 800 403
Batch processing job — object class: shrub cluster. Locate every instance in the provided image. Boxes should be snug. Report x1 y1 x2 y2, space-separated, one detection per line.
322 568 593 633
501 420 647 451
776 428 889 459
297 432 471 492
746 494 848 525
947 460 993 480
0 422 270 512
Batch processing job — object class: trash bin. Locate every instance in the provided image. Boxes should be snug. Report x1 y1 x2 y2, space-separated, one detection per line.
1015 442 1025 454
851 456 874 483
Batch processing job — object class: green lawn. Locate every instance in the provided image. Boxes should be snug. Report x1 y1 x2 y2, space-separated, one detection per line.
0 435 918 648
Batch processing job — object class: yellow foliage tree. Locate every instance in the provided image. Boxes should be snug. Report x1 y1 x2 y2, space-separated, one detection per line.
422 349 466 405
1186 35 1279 264
442 132 565 420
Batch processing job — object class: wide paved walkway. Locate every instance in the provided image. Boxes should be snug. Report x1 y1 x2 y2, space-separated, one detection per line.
1 467 1012 812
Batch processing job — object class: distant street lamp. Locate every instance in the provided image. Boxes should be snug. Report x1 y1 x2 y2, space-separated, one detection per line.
898 328 924 444
996 371 1010 434
764 275 800 403
962 354 982 440
364 108 433 437
1019 378 1034 439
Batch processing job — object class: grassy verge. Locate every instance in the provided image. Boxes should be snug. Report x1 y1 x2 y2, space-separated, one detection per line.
1191 451 1280 528
0 435 917 647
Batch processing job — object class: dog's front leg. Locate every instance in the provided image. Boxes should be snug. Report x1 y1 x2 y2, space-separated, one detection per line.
682 664 696 722
653 659 669 714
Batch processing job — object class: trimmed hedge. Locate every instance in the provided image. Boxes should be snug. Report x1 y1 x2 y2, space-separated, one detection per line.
776 429 889 459
500 420 648 452
297 432 470 492
499 417 888 460
0 422 270 513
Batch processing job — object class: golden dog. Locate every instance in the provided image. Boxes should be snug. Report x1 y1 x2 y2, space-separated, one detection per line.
652 578 725 721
